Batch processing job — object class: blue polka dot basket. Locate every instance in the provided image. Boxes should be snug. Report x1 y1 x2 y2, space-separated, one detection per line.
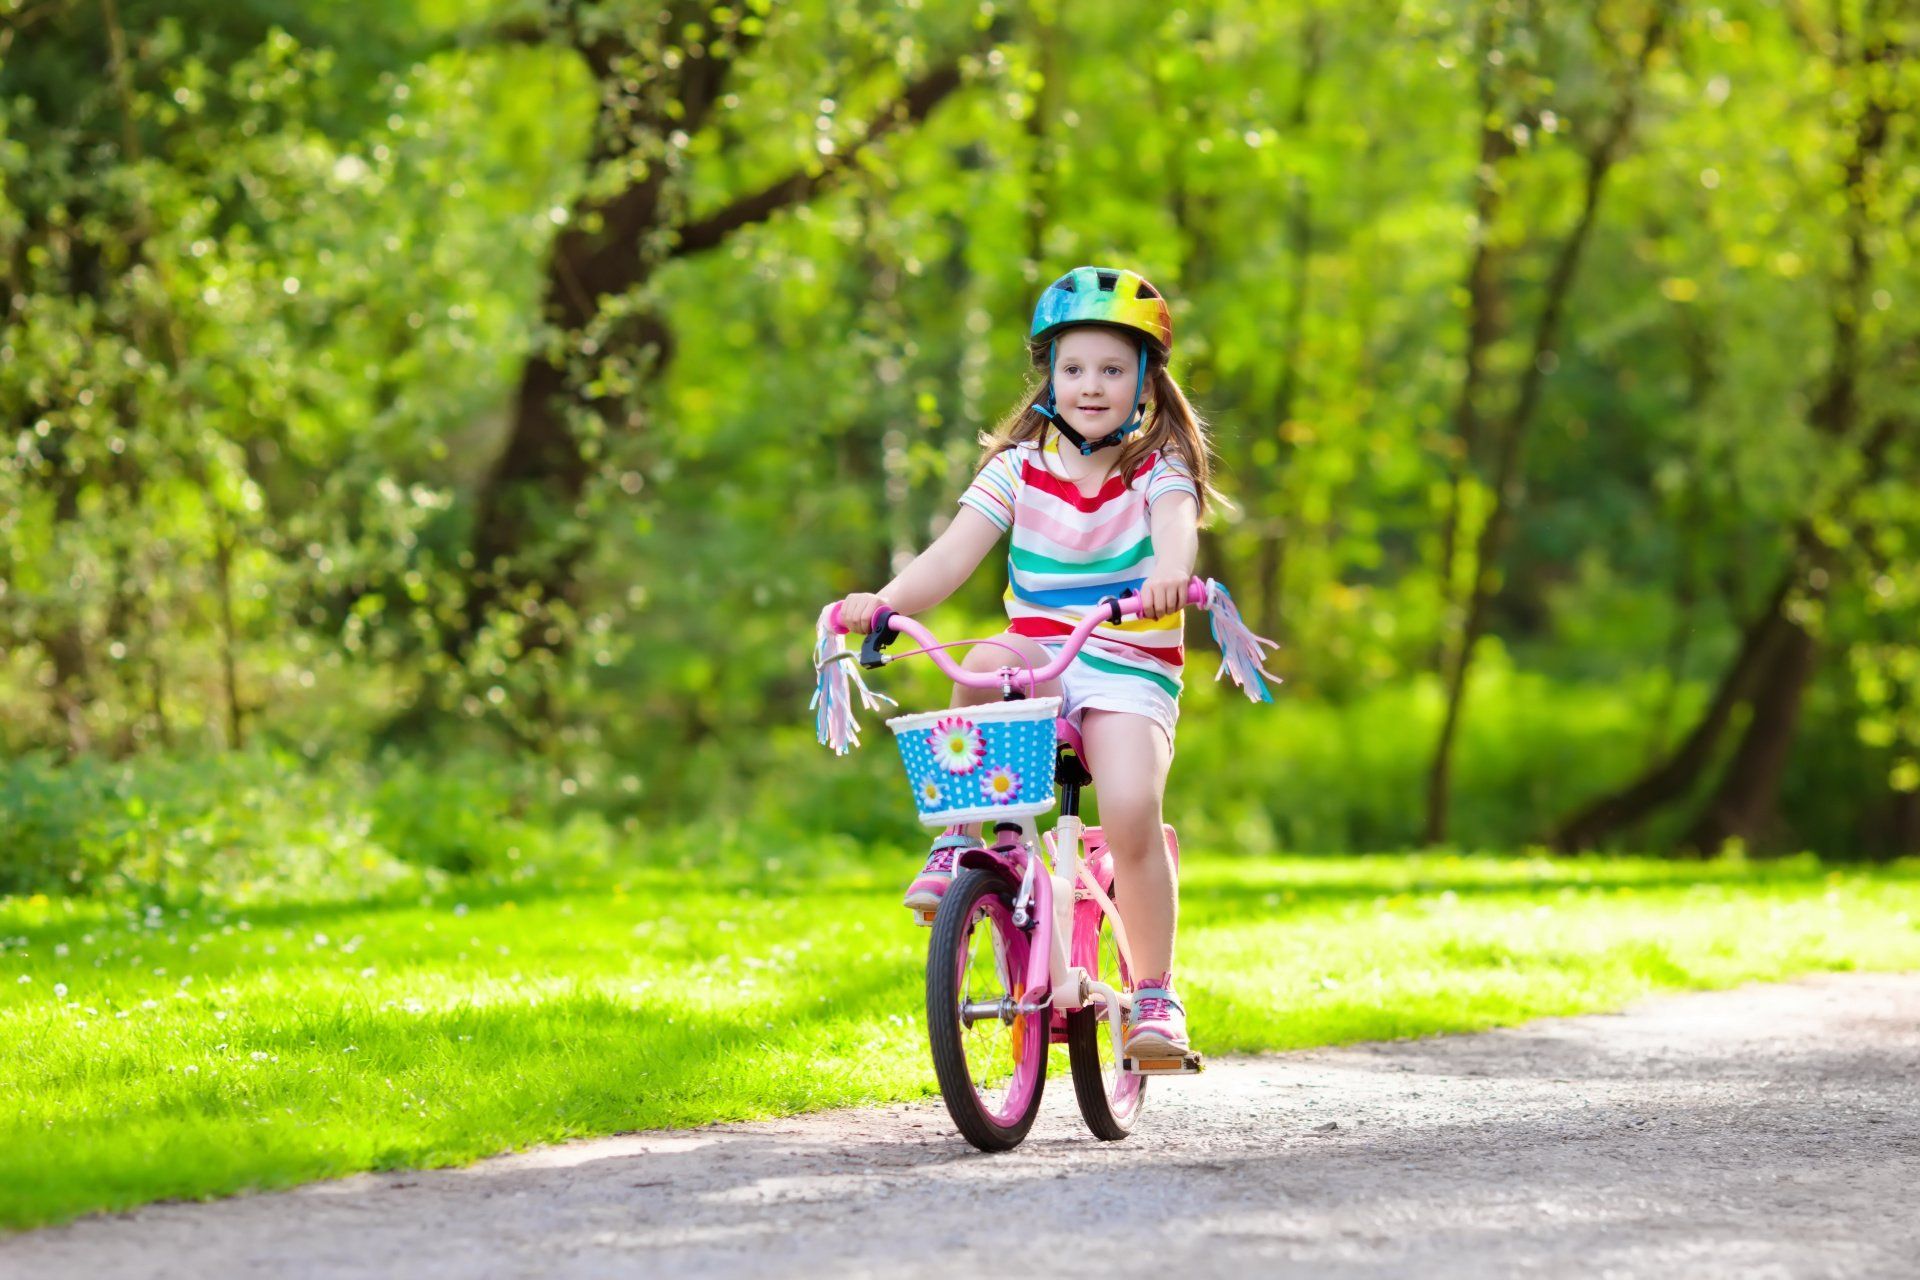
885 697 1062 828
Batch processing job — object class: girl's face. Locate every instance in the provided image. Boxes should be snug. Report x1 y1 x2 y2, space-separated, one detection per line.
1052 328 1142 442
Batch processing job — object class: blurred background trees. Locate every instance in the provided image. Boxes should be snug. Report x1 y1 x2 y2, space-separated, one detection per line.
3 0 1916 887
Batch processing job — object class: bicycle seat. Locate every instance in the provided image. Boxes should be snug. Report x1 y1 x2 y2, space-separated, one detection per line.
1055 717 1094 787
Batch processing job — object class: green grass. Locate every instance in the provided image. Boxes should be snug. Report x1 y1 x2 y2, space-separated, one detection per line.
5 851 1920 1230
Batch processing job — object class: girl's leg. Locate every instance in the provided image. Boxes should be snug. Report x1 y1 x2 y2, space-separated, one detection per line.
1078 708 1176 978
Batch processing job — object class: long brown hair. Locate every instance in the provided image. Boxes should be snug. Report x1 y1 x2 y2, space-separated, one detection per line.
976 337 1227 521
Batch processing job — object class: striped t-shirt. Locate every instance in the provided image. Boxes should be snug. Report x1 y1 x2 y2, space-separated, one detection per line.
958 434 1200 698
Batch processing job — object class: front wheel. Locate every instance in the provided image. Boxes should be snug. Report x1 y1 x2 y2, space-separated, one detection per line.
925 867 1048 1151
1066 888 1145 1140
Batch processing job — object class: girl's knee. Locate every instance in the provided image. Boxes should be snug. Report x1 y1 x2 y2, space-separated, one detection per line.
961 634 1035 670
1099 799 1166 849
960 645 1002 673
958 634 1058 699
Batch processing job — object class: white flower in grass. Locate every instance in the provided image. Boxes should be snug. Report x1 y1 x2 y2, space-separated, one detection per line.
53 982 67 998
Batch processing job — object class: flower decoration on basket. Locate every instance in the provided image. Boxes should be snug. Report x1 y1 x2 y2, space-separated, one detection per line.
928 716 985 774
980 766 1023 805
918 780 943 806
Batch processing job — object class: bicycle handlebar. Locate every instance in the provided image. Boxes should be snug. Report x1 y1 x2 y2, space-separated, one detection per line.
812 574 1275 753
826 577 1211 696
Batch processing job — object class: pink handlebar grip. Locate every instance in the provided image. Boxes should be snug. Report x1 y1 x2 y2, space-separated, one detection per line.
827 601 849 635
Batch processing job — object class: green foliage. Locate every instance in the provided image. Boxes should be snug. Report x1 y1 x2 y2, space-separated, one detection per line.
1165 652 1710 854
3 1 1918 864
0 749 612 902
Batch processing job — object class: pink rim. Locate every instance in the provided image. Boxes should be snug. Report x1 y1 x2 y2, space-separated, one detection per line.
955 894 1046 1127
1075 853 1144 1121
1097 915 1145 1120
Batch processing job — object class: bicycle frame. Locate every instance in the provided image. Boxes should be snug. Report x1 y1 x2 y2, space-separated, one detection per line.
995 817 1134 1068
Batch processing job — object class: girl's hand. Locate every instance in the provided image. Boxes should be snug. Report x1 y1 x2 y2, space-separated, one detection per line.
1137 571 1191 621
836 591 892 634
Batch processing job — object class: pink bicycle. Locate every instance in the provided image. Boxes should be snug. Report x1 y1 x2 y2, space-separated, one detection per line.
815 576 1276 1151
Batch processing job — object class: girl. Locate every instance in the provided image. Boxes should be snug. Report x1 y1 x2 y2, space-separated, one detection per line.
836 265 1221 1061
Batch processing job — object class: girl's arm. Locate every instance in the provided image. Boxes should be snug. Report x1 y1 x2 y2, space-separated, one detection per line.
1139 492 1200 620
838 506 1004 630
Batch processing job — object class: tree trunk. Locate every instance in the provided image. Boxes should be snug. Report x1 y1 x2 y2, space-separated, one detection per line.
212 524 245 750
40 467 94 755
1252 5 1324 644
1549 567 1799 850
1547 413 1905 852
1885 780 1920 858
1543 6 1903 851
1431 2 1512 670
1643 299 1716 759
451 27 980 659
1023 2 1057 276
1425 1 1669 845
1681 618 1819 854
1648 17 1898 852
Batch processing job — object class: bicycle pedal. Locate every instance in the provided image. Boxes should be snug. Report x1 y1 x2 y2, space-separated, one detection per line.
1123 1052 1204 1076
912 908 938 927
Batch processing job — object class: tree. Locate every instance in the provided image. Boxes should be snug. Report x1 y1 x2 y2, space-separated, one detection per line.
447 3 999 683
1549 5 1916 852
1425 0 1672 845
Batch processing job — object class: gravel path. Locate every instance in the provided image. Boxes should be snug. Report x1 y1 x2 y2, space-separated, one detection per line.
10 973 1920 1279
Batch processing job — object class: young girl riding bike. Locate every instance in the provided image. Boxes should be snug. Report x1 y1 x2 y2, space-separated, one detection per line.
835 266 1221 1063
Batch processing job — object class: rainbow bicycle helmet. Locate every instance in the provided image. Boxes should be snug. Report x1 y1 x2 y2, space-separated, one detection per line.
1027 267 1173 454
1029 266 1174 357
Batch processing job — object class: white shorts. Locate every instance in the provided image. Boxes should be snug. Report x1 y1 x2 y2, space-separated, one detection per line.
1040 643 1179 752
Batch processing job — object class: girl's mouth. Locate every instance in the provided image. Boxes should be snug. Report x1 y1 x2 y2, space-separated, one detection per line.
1077 406 1109 415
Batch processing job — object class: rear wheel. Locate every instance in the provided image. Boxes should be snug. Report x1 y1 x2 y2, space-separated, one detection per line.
925 867 1048 1151
1066 892 1145 1140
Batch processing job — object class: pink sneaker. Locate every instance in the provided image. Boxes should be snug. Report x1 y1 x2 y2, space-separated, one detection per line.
903 829 982 922
1124 972 1190 1059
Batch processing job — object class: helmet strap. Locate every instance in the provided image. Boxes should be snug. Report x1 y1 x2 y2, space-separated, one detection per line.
1033 340 1060 423
1045 345 1150 456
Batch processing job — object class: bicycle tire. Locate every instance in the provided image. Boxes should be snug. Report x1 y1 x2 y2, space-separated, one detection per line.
1066 885 1145 1140
925 866 1048 1152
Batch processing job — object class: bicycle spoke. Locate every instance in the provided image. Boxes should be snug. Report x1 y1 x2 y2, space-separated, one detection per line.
958 899 1021 1103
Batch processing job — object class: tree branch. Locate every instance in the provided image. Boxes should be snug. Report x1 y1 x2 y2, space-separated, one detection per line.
667 56 972 259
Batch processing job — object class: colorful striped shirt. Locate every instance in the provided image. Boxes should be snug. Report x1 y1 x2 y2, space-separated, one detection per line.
958 434 1200 698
